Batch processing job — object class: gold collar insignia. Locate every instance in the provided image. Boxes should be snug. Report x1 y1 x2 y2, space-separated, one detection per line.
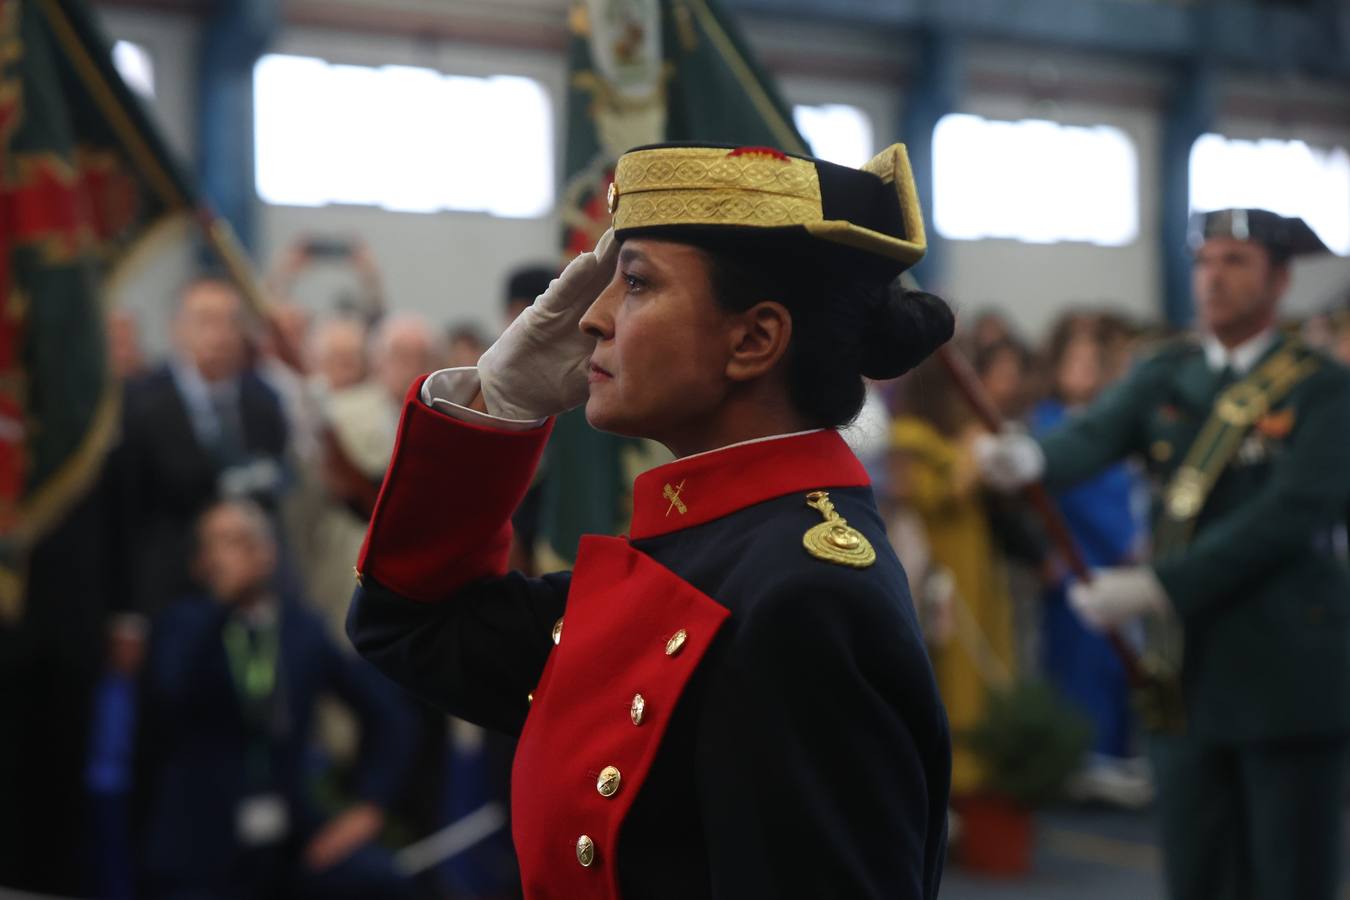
663 480 688 516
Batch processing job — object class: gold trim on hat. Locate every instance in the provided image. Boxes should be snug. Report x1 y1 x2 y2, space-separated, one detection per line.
612 147 822 229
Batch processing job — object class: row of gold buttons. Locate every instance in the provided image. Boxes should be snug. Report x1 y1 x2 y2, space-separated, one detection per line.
527 617 568 707
571 626 690 868
548 619 683 656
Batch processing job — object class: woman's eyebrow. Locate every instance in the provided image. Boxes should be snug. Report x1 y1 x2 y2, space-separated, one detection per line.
618 246 648 267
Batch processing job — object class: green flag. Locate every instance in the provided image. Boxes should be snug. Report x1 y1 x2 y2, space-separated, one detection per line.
0 0 203 620
539 0 809 565
561 0 808 256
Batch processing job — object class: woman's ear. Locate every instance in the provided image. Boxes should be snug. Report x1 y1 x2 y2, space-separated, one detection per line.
725 300 792 383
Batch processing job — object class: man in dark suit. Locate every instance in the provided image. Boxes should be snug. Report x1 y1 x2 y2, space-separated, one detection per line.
118 276 289 615
137 498 415 900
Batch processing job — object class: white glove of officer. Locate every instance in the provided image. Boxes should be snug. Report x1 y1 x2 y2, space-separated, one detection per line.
476 229 618 421
1068 566 1170 632
973 428 1045 492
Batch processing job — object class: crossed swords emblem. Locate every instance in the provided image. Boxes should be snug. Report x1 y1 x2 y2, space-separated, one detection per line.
663 480 687 516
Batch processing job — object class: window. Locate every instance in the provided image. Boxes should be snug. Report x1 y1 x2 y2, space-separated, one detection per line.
1190 133 1349 255
112 40 155 99
793 104 874 168
932 113 1139 246
253 54 553 218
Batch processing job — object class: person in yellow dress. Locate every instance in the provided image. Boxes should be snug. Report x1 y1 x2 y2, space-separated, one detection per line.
888 358 1016 795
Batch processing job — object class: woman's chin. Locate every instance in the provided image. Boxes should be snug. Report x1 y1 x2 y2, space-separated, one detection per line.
583 395 616 432
584 396 643 438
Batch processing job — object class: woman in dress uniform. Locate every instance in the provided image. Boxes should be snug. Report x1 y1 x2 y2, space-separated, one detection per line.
348 143 955 899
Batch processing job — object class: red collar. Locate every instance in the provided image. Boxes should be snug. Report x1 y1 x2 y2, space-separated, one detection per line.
629 430 871 540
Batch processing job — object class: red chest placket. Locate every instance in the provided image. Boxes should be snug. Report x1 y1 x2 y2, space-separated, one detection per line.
511 536 730 899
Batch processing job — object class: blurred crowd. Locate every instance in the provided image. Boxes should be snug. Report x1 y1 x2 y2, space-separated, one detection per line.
66 230 1350 899
82 237 554 900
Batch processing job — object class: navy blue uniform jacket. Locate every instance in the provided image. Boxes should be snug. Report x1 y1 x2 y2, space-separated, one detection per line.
348 382 950 899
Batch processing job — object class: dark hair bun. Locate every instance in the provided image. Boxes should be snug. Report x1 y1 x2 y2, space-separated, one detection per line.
858 288 955 380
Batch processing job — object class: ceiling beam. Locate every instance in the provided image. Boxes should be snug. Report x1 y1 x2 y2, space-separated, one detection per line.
726 0 1349 80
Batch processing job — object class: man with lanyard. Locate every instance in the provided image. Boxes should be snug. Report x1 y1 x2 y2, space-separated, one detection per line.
978 208 1350 900
137 499 414 899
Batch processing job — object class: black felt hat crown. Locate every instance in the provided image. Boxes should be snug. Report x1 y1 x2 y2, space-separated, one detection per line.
607 143 926 280
1189 208 1331 262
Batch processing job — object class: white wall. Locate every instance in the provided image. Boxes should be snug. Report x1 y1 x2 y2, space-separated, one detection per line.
257 26 569 341
94 3 1350 358
940 93 1164 339
96 6 197 158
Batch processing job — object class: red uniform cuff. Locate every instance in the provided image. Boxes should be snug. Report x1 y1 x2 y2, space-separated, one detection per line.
357 376 552 602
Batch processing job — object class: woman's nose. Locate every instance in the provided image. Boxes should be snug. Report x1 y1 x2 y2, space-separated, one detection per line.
579 279 620 340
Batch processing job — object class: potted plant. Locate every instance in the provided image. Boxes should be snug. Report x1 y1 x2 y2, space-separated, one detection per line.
957 680 1092 876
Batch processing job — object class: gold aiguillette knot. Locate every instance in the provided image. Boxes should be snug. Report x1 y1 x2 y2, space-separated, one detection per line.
1215 381 1269 427
802 491 875 569
1165 467 1206 521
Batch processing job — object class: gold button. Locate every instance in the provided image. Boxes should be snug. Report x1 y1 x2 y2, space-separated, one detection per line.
576 834 595 867
527 691 534 705
665 629 687 656
630 693 645 726
596 765 622 798
552 617 564 646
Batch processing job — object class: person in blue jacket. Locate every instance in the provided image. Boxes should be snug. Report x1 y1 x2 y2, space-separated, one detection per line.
1032 317 1148 802
136 498 415 900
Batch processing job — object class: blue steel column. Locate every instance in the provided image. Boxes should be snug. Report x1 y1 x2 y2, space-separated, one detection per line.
899 29 961 290
1159 0 1218 329
196 0 279 255
1158 61 1215 329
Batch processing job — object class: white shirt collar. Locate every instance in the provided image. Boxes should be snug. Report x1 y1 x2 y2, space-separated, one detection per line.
1202 328 1277 375
170 356 238 404
169 355 209 406
674 428 825 463
169 357 240 447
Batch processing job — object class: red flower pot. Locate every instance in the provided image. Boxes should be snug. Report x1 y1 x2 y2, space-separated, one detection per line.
954 793 1034 876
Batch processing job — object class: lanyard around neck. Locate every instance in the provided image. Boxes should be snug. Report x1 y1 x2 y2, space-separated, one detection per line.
222 616 279 705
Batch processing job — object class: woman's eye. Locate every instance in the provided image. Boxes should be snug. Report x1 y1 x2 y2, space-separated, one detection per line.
623 272 646 292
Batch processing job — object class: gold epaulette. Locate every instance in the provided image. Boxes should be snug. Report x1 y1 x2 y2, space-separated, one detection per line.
801 491 875 569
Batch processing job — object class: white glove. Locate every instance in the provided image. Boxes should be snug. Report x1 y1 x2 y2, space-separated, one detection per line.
477 229 618 420
1068 566 1169 632
973 428 1045 492
420 367 543 432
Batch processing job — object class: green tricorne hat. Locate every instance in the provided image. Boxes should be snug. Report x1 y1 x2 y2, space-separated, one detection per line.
607 143 926 280
1188 208 1331 263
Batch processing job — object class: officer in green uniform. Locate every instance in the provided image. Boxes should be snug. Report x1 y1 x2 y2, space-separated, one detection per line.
978 208 1350 900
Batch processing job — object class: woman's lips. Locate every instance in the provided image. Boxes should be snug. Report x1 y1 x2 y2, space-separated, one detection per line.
588 361 613 383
